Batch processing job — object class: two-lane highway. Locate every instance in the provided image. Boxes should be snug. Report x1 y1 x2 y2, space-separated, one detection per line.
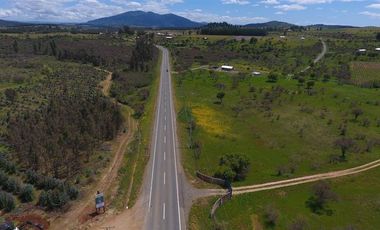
145 46 184 230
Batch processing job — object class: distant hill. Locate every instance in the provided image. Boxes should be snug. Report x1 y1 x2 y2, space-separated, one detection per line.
0 19 27 27
307 24 359 29
245 21 296 29
86 11 202 28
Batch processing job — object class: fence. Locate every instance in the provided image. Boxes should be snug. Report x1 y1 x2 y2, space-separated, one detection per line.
195 171 233 220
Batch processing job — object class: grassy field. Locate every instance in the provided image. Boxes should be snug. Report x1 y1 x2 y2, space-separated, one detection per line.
189 167 380 230
350 62 380 87
176 69 380 187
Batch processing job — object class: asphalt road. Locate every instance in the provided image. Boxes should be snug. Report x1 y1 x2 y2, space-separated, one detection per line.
144 46 184 230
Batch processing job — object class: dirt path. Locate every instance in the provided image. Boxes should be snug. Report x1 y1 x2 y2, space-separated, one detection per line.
50 70 137 230
230 159 380 195
98 69 112 97
301 39 327 73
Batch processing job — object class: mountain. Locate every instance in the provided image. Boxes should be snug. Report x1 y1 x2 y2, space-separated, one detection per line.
86 11 202 28
0 19 27 27
244 21 296 29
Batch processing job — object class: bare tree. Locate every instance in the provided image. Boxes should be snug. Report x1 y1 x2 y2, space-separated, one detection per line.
334 137 354 159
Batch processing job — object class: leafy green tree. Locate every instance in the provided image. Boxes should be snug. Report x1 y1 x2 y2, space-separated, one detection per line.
216 92 225 104
12 40 18 53
267 72 278 83
334 137 354 159
377 32 380 41
306 181 337 214
352 108 363 121
215 153 250 181
4 88 17 103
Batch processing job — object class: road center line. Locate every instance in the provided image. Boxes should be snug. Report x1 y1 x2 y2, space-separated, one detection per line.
164 172 166 185
163 203 166 220
164 136 166 143
164 151 166 161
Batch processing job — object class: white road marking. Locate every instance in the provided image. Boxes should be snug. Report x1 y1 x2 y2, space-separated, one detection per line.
164 124 166 131
163 203 166 220
164 136 166 143
164 115 167 121
164 151 166 161
164 172 166 185
167 49 183 230
148 49 164 209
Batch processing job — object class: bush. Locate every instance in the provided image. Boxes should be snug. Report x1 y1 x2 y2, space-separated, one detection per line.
25 170 39 184
66 184 79 200
3 177 21 194
0 192 15 212
0 171 8 186
39 189 69 209
19 184 34 203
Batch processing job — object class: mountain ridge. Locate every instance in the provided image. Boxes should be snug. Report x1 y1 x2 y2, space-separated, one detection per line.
86 10 203 28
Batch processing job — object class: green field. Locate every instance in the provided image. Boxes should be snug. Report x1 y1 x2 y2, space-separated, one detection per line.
176 70 380 187
189 167 380 230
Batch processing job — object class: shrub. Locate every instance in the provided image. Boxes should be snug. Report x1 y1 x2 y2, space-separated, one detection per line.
0 192 15 212
66 184 79 200
3 177 21 194
0 171 8 186
19 184 35 203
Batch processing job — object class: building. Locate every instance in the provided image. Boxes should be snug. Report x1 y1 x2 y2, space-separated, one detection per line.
252 71 261 76
358 48 367 52
165 36 173 39
376 48 380 51
221 65 234 71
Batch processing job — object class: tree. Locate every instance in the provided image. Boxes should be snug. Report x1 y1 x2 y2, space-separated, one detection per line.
351 108 363 121
334 137 354 159
216 92 225 104
267 72 278 83
4 88 17 103
264 205 279 227
215 153 250 181
377 32 380 41
306 81 315 90
306 181 337 214
12 40 18 53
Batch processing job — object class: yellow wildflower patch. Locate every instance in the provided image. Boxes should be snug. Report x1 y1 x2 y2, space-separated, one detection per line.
192 105 229 135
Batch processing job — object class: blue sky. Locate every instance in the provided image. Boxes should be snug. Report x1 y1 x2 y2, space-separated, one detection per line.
0 0 379 26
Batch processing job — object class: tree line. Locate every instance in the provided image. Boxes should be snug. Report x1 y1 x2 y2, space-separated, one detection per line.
200 22 268 36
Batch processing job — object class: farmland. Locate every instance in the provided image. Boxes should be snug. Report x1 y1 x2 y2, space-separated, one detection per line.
169 29 380 229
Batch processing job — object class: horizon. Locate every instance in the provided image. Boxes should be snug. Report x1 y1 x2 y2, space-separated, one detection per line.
0 0 380 27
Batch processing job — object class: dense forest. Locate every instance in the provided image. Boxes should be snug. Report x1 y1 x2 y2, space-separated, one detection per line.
200 22 268 36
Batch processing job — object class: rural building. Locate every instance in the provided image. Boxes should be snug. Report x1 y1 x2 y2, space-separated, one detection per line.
376 48 380 51
358 48 367 52
280 35 286 39
252 71 261 76
221 65 234 71
301 36 305 40
165 36 173 39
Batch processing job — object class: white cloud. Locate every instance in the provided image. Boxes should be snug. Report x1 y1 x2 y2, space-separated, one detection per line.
367 3 380 9
176 9 266 24
221 0 250 5
275 4 306 11
260 0 280 4
360 11 380 18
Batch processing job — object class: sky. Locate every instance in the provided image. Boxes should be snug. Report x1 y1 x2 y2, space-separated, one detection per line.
0 0 379 26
